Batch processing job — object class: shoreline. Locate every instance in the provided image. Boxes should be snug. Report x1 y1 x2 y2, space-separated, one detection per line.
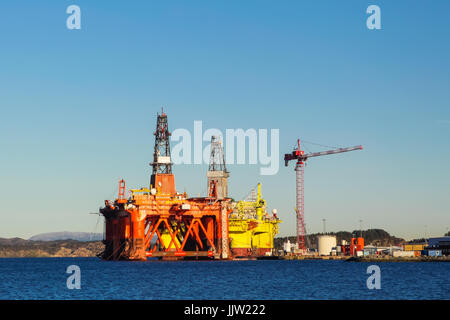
1 255 449 262
282 255 450 262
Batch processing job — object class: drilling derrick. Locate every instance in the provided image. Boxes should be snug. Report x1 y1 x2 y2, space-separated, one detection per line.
206 135 231 259
150 110 175 194
207 136 229 199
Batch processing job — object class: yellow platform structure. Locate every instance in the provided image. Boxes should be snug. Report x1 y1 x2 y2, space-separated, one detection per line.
228 183 282 257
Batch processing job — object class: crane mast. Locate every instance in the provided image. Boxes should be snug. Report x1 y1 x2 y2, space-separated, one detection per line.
284 139 362 253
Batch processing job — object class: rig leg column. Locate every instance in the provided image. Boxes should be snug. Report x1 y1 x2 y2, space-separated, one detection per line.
130 210 146 261
221 204 230 259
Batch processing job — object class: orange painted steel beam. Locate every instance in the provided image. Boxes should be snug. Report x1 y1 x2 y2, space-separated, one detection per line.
193 227 203 250
179 218 196 250
155 228 165 250
145 218 163 249
166 223 183 252
162 219 181 251
147 251 214 257
197 218 216 251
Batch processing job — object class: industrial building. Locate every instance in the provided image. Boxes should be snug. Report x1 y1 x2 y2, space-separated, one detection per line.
424 237 450 256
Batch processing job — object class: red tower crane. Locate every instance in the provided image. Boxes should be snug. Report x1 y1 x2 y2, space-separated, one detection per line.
284 139 363 253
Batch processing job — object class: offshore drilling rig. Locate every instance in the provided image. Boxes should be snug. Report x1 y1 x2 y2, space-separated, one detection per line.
99 111 281 261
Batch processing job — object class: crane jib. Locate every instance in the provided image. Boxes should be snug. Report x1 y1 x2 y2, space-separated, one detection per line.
305 146 363 159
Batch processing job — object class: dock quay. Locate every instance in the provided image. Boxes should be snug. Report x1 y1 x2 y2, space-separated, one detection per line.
277 255 450 262
344 256 450 262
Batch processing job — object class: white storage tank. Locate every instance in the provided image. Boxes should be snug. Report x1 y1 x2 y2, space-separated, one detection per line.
283 240 291 253
317 235 337 256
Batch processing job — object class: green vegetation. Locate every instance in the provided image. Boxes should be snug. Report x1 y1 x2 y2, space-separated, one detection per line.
407 238 427 244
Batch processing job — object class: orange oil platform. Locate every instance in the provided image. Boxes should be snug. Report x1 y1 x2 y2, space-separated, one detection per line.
99 111 232 261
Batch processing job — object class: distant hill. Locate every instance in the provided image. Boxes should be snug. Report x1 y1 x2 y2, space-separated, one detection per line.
0 237 30 246
29 232 103 242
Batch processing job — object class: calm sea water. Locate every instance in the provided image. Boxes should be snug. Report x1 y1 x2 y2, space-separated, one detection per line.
0 258 448 300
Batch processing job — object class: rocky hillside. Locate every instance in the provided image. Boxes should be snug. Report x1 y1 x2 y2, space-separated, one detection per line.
0 238 103 258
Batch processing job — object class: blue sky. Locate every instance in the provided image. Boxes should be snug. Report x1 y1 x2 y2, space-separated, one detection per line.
0 1 449 240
